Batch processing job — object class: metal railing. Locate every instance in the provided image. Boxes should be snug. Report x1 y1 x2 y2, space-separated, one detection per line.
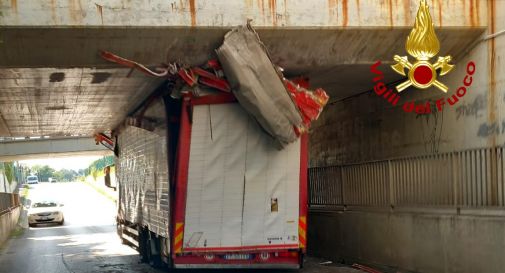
309 146 505 209
0 192 20 215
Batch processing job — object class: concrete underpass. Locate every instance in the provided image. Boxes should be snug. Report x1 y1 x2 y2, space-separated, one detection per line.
1 0 504 273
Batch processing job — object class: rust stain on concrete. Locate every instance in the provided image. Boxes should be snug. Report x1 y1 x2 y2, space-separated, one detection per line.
403 0 410 25
487 0 497 147
258 0 265 17
50 0 58 24
268 0 277 26
487 0 497 205
469 0 476 26
95 3 104 25
388 0 393 26
342 0 348 27
355 0 361 24
10 0 17 13
475 0 480 25
189 0 196 27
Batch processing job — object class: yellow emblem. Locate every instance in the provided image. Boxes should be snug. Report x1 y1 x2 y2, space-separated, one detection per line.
391 0 454 93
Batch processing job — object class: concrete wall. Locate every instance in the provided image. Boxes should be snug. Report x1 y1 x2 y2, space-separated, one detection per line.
307 1 505 272
0 0 487 27
0 206 20 247
308 209 505 273
310 1 504 167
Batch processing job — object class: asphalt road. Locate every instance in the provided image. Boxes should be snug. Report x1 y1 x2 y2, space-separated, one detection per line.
0 182 159 273
0 182 364 273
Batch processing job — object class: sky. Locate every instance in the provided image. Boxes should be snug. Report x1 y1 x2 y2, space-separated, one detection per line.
19 155 102 171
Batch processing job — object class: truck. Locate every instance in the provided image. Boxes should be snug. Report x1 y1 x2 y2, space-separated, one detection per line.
107 91 308 269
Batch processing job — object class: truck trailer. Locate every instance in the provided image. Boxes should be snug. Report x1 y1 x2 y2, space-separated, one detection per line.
110 91 308 269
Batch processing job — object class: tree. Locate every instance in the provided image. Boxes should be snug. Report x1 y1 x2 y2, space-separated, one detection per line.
53 169 78 182
4 162 15 184
53 170 64 182
61 169 78 182
30 165 55 182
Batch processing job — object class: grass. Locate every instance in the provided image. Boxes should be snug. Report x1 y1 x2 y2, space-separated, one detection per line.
82 180 117 203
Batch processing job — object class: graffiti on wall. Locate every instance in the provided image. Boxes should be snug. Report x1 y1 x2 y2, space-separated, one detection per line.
478 121 505 137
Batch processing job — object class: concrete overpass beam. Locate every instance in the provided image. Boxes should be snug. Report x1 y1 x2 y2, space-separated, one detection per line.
0 0 488 28
0 138 111 161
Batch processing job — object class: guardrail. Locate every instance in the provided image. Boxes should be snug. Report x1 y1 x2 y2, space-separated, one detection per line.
0 192 20 215
309 146 505 210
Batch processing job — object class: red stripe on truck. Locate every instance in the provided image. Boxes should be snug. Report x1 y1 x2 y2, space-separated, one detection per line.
299 133 308 252
172 96 193 258
183 244 300 253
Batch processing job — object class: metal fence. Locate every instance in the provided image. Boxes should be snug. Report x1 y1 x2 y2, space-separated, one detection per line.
0 192 20 215
309 147 505 209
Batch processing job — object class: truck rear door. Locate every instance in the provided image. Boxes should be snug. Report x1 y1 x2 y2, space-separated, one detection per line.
178 101 301 252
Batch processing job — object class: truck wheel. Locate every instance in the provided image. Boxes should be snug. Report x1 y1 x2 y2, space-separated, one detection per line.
138 228 149 263
147 237 162 268
299 252 304 268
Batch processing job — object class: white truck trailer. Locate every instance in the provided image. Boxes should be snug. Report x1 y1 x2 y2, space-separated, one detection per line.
112 91 308 269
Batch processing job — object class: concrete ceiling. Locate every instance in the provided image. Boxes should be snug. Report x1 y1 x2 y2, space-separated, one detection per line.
0 67 162 136
0 27 485 137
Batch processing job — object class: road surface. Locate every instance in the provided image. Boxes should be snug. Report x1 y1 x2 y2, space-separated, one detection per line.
0 182 364 273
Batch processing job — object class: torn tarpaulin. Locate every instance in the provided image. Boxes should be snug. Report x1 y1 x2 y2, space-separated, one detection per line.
216 24 328 148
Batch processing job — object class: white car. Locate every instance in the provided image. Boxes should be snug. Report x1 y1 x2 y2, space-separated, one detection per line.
26 175 39 184
28 201 65 227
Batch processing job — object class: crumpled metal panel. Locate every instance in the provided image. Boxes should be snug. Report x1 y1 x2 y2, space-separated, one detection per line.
116 102 169 238
217 26 303 148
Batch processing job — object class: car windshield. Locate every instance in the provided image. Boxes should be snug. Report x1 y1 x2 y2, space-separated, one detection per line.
27 177 38 181
32 202 58 208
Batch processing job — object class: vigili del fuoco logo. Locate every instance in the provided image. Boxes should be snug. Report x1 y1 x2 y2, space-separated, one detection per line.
371 0 476 114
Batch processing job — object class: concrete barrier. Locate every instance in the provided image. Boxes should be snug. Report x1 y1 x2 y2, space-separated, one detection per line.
308 209 505 273
0 206 21 246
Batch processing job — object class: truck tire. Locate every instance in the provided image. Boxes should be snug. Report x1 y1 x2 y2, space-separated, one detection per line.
299 252 304 268
146 237 162 268
138 228 149 263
